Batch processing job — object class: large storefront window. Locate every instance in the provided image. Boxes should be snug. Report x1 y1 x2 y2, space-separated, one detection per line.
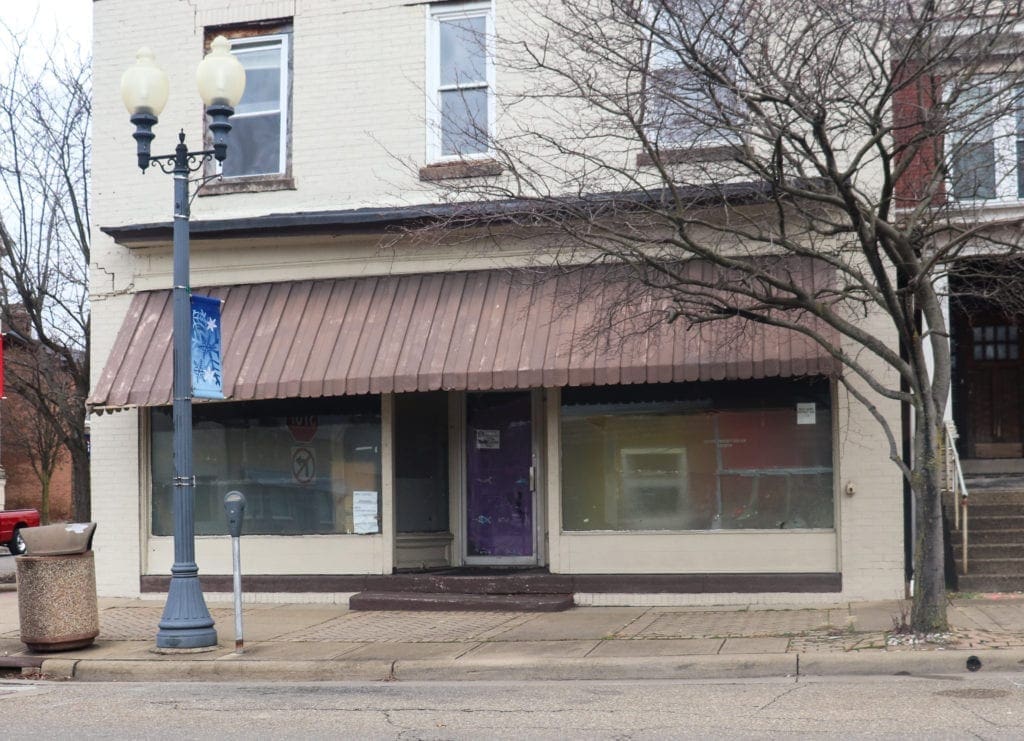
151 396 382 536
561 379 833 531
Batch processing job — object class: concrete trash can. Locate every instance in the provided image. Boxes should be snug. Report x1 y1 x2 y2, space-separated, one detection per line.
16 523 99 652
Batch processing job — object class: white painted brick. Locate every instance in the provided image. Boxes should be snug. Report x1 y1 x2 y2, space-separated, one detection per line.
91 0 909 604
90 408 142 597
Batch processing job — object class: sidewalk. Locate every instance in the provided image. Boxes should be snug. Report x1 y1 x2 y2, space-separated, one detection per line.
2 587 1024 682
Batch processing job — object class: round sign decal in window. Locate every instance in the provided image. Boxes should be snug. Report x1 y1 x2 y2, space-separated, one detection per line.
291 446 315 485
287 415 318 442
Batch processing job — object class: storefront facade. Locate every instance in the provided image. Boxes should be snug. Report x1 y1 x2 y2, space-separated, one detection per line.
89 264 905 604
89 0 906 605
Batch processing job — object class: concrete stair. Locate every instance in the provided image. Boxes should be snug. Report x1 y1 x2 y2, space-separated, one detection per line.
349 591 574 612
948 487 1024 593
349 568 575 612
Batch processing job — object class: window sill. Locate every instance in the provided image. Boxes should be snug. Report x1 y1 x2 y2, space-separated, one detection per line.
419 159 503 181
199 174 296 197
636 145 737 168
934 198 1024 221
949 196 1024 208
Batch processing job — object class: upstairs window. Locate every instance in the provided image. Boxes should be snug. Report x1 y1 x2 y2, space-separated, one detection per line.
202 22 293 191
427 2 494 161
640 0 742 150
948 81 1024 202
221 33 290 178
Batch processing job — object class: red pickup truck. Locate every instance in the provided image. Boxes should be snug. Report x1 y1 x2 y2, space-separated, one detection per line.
1 509 40 555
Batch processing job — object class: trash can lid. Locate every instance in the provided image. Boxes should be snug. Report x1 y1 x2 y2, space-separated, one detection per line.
19 523 97 556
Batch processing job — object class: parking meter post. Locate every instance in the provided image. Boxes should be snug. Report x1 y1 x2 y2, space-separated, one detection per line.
223 491 246 654
231 535 243 653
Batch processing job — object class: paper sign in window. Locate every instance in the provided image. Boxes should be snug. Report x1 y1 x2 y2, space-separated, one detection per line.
796 403 816 425
353 491 380 534
476 429 500 449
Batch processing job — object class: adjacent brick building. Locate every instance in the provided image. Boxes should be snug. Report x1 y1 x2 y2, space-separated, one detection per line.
0 323 74 523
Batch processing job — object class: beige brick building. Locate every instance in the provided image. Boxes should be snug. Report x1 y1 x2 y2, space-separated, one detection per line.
88 0 906 606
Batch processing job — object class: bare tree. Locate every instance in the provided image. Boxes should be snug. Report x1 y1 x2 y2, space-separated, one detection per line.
0 24 90 520
420 0 1024 631
2 339 69 524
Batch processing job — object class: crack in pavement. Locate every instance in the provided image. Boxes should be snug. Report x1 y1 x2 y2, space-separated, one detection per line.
757 682 804 712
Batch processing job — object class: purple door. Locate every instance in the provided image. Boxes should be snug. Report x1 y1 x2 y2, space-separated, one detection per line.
466 392 534 558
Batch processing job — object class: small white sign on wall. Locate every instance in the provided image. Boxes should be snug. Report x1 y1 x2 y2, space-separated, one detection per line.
796 402 816 425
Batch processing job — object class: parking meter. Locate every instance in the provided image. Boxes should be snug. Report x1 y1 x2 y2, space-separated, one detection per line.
224 491 246 537
223 491 246 652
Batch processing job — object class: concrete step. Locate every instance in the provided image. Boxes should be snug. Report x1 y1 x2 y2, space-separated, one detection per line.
952 543 1024 559
962 490 1024 505
944 500 1024 519
949 528 1024 544
365 572 573 595
956 574 1024 593
951 558 1024 576
947 495 1024 512
962 503 1024 517
962 516 1024 531
961 459 1024 475
349 591 574 612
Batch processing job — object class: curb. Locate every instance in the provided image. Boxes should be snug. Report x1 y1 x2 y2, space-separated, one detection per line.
797 648 1024 676
392 654 797 681
45 658 396 683
41 648 1024 683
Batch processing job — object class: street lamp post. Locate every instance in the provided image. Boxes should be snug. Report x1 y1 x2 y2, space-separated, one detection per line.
120 38 246 649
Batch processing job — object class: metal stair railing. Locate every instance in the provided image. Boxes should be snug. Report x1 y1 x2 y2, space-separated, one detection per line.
943 421 969 574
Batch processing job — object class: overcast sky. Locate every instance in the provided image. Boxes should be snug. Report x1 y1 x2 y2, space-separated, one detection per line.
4 0 91 53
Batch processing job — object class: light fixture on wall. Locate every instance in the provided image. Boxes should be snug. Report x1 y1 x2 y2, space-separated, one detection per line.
120 36 246 650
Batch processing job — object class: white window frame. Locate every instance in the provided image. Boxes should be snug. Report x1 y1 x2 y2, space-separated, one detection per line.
946 80 1022 204
221 33 290 178
425 1 495 163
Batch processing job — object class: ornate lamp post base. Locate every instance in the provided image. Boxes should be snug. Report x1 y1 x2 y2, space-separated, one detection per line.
156 573 217 649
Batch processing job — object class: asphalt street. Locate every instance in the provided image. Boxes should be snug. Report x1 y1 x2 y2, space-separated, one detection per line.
1 674 1023 738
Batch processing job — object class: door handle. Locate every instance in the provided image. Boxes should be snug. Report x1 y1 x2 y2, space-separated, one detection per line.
529 465 536 492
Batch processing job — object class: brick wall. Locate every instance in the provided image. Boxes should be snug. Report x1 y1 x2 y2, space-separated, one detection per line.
1 389 74 523
892 60 945 208
1 339 75 523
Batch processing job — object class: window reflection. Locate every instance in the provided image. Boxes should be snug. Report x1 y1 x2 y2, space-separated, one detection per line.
561 380 834 531
151 397 381 536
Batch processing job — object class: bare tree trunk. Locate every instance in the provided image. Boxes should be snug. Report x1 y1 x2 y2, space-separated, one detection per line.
70 445 90 523
912 422 947 632
39 475 51 525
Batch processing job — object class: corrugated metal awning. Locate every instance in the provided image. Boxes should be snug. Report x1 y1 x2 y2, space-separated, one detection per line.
88 265 840 410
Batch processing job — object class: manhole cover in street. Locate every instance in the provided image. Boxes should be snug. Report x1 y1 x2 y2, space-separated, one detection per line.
934 689 1011 699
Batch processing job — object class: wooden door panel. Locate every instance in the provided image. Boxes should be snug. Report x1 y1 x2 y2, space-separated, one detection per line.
967 367 1023 458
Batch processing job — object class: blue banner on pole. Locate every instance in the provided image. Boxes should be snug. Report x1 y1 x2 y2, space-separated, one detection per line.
191 294 224 399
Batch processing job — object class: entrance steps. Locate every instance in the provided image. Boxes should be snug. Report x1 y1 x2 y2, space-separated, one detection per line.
349 591 574 611
949 484 1024 593
349 569 575 612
